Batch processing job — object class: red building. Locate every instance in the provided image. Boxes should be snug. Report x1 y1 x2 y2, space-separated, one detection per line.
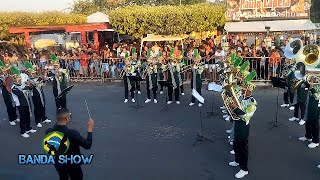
9 12 113 50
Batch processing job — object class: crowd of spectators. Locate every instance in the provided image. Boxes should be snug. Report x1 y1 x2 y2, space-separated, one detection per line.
2 35 318 82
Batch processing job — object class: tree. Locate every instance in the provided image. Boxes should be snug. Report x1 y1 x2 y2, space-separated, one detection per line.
70 0 207 14
124 0 206 5
0 12 86 40
310 0 320 23
70 0 125 15
108 3 226 37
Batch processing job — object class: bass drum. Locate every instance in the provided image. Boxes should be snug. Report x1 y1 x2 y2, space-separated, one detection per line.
5 76 14 93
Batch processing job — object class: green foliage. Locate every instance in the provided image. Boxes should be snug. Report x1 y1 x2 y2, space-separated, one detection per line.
0 12 86 40
126 0 206 5
109 4 226 37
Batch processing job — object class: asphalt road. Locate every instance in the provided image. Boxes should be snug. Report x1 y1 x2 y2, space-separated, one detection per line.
0 82 319 180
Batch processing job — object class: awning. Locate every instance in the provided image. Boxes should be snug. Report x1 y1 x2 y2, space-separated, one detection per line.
225 19 316 33
141 35 189 42
264 20 316 31
224 21 267 33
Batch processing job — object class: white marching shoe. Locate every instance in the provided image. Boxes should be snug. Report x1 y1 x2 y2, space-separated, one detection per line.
9 121 16 126
317 165 320 169
21 133 30 138
145 99 151 103
167 101 173 104
299 119 306 125
124 99 128 103
154 99 158 104
222 110 227 114
223 114 228 118
220 106 226 110
229 161 239 167
26 129 37 134
230 141 234 145
289 106 295 110
138 91 141 94
37 123 42 128
176 101 180 105
181 93 185 96
198 103 202 107
289 117 299 122
280 103 289 107
189 102 195 106
235 170 249 179
131 99 136 103
226 129 232 134
43 119 51 123
230 150 235 155
308 143 319 148
298 136 312 142
160 91 163 94
225 116 230 122
15 118 20 123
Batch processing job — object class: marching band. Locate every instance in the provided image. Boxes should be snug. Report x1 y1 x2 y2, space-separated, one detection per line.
0 53 70 138
0 38 319 177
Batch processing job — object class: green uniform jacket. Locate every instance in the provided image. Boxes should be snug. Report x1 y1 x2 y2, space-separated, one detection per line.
297 82 309 103
307 88 320 120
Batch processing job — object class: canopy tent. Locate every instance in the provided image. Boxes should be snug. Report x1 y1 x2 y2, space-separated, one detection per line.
264 20 316 31
87 12 110 23
224 21 267 33
140 35 189 56
224 19 316 33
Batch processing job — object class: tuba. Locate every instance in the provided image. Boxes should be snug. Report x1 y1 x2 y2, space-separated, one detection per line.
284 39 320 91
221 72 242 121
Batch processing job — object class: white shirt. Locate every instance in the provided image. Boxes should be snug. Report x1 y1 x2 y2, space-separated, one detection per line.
215 50 225 62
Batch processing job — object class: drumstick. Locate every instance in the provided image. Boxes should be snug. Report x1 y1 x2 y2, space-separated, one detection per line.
84 98 91 119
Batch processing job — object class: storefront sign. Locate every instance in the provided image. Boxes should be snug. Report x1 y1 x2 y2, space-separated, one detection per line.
225 0 311 21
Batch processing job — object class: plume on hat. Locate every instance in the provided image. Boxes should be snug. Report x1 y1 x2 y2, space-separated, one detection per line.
10 65 21 78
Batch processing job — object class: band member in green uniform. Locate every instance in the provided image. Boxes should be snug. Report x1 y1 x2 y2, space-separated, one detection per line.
281 64 295 109
144 61 158 104
229 84 257 179
167 48 180 105
158 52 166 94
131 47 141 94
0 61 19 126
289 81 309 125
299 78 319 148
50 55 68 111
189 49 204 107
10 66 37 138
123 52 135 103
177 51 185 96
24 61 51 128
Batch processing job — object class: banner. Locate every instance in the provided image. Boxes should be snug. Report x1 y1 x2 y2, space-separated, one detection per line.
225 0 311 21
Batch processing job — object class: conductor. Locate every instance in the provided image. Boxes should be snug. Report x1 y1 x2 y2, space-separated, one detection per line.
46 108 94 180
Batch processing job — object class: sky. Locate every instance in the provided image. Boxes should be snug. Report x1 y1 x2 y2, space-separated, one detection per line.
0 0 75 12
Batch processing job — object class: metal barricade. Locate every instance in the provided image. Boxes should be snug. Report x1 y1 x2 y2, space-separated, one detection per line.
16 56 287 83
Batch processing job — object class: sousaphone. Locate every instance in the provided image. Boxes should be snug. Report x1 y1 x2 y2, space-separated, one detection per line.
284 39 303 60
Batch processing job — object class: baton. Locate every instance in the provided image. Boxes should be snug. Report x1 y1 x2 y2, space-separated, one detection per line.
84 98 91 119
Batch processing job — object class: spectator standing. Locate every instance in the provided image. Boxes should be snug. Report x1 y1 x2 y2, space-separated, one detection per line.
90 52 101 80
79 50 88 80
